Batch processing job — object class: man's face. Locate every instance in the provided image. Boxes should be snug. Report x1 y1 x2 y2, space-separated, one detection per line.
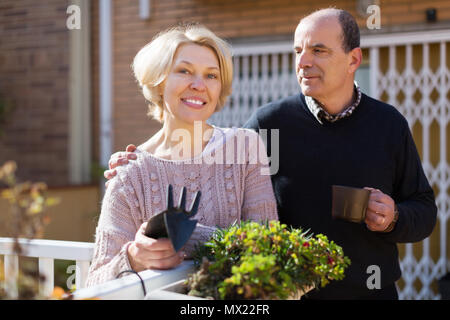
294 17 354 102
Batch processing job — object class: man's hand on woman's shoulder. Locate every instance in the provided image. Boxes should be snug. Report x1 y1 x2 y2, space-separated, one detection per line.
104 144 138 188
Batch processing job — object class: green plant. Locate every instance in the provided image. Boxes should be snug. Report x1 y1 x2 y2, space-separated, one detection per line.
187 220 351 300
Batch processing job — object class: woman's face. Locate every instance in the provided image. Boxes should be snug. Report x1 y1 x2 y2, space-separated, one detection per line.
161 43 222 125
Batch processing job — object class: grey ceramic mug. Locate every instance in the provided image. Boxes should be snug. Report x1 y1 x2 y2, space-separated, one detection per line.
331 185 370 223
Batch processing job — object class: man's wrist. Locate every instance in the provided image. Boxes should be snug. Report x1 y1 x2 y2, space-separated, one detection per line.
383 204 399 233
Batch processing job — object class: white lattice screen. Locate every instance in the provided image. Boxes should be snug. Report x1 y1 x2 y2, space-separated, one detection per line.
209 42 299 126
209 29 450 300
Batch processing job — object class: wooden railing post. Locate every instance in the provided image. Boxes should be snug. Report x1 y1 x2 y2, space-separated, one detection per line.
38 257 54 296
76 260 90 289
4 254 19 299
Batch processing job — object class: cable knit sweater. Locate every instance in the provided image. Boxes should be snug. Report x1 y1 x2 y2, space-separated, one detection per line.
86 127 278 287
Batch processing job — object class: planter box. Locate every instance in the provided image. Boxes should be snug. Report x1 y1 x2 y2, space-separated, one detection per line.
145 279 206 300
73 259 315 300
145 278 314 300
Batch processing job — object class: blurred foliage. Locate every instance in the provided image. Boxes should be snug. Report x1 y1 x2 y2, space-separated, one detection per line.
0 161 71 299
0 161 59 246
90 162 107 183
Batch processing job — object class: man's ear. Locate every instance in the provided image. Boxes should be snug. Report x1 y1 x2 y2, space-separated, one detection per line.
348 47 362 74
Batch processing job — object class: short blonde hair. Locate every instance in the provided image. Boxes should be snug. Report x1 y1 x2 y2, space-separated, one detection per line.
132 24 233 123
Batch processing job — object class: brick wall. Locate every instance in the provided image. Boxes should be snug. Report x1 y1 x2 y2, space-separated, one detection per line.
1 1 450 185
0 0 70 186
94 0 450 155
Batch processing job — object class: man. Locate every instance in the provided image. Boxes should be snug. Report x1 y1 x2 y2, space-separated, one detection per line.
105 9 437 299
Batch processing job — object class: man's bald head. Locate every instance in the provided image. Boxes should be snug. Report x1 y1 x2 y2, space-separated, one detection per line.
298 8 360 53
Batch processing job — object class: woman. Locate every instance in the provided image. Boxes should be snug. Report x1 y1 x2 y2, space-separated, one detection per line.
86 24 278 287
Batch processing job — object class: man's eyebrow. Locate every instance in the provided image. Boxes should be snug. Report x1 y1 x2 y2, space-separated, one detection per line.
177 60 219 70
310 43 330 49
293 43 331 51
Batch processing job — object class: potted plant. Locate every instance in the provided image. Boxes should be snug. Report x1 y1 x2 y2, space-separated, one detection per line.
147 220 351 300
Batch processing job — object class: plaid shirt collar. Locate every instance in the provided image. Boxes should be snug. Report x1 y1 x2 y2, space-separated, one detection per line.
305 83 362 124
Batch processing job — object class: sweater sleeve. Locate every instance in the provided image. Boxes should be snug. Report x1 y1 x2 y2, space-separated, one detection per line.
378 119 437 243
85 176 136 287
241 130 279 223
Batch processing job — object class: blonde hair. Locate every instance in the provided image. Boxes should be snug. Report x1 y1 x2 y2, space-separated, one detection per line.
132 24 233 123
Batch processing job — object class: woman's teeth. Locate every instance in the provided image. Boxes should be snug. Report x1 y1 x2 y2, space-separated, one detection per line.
184 99 205 105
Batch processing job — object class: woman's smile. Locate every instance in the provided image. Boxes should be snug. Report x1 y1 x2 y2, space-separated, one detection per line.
181 96 207 109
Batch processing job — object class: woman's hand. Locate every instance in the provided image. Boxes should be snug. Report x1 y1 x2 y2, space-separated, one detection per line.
104 144 138 188
127 222 185 272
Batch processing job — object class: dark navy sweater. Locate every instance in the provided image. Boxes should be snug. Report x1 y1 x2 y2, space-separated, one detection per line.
244 92 437 299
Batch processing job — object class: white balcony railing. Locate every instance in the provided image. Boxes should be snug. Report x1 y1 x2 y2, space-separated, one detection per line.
0 237 196 300
73 261 195 300
0 238 94 298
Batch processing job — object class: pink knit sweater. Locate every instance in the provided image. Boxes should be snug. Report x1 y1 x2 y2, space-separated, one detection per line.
86 127 278 287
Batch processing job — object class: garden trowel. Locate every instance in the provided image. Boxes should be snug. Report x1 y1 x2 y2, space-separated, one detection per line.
144 184 201 252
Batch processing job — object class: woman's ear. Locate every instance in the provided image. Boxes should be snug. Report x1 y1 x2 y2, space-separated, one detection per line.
158 81 166 99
